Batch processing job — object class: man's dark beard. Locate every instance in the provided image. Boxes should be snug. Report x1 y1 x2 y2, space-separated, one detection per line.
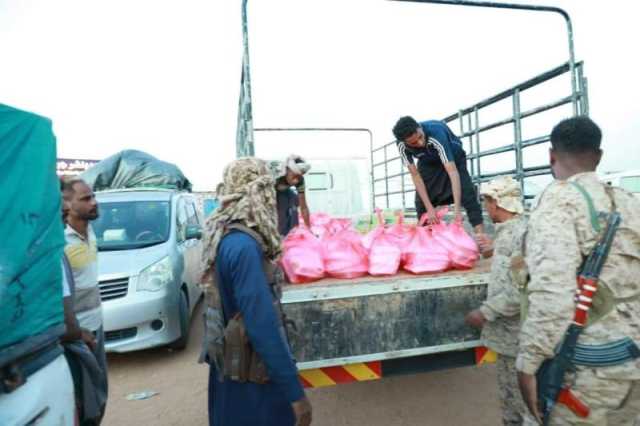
83 209 99 221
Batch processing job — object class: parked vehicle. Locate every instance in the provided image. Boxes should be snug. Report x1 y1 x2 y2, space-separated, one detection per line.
601 169 640 197
92 188 204 352
240 47 590 391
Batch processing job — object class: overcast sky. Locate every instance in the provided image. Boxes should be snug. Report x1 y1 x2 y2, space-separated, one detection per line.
1 0 638 191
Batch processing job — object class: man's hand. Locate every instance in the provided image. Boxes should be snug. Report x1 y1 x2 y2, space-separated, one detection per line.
292 396 312 426
475 233 494 258
518 371 543 424
81 329 97 352
425 206 440 225
464 309 487 329
453 208 463 225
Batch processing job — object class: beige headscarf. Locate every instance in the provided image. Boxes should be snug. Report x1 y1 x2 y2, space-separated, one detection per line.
201 158 282 285
285 154 311 176
480 175 524 214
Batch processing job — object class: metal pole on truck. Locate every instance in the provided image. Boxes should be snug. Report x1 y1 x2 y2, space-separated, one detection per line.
236 0 255 157
389 0 579 115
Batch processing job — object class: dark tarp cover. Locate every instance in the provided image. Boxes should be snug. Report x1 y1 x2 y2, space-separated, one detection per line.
80 150 192 192
0 104 65 349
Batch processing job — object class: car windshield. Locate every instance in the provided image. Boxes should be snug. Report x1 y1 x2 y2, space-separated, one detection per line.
92 200 171 251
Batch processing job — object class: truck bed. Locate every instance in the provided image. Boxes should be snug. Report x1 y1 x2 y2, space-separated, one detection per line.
282 259 491 369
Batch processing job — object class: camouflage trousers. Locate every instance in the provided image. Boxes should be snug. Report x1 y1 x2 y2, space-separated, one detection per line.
497 354 526 426
523 368 640 426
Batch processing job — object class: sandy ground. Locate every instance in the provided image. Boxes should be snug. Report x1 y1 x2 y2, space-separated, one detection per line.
103 301 501 426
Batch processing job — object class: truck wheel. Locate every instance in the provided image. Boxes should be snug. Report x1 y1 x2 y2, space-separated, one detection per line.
170 289 190 350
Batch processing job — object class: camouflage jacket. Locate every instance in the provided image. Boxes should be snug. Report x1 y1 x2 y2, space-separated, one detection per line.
516 172 640 379
480 216 528 356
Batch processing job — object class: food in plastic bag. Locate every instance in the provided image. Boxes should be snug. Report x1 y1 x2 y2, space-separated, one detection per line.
307 213 331 239
385 211 416 257
369 232 402 276
323 229 369 279
362 209 385 251
403 214 451 274
326 218 353 236
365 210 402 276
306 213 351 240
281 226 325 284
430 221 479 270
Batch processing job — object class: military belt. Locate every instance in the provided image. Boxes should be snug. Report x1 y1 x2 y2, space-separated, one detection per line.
573 337 640 367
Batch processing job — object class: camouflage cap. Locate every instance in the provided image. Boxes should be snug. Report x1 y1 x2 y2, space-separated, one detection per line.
480 176 524 214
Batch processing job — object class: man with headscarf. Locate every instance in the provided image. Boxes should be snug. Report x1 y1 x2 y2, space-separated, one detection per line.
465 175 528 426
200 158 312 426
269 154 312 236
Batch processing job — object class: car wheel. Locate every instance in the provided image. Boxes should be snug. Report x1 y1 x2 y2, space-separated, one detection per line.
170 289 190 350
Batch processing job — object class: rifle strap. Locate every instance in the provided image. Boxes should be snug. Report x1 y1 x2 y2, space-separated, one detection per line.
570 182 621 326
569 182 601 233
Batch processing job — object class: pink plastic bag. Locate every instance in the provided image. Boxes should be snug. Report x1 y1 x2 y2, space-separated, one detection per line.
366 210 402 276
281 226 325 284
326 218 352 236
385 211 416 258
310 212 332 227
402 214 451 274
323 228 369 279
431 221 479 270
362 209 386 251
308 212 332 240
369 232 402 276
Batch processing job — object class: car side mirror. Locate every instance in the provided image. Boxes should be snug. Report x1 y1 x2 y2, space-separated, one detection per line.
185 225 203 240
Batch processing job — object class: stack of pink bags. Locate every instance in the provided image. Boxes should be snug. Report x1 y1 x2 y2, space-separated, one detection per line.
280 209 480 284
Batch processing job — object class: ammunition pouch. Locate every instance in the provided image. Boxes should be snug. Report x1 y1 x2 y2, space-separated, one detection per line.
223 314 270 384
198 306 225 380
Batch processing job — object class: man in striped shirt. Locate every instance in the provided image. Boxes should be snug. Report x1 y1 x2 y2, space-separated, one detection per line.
393 116 488 243
63 178 109 422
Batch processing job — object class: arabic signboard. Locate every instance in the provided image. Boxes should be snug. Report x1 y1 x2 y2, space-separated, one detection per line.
57 158 100 176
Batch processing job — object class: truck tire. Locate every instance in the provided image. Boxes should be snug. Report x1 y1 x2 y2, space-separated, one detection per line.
170 289 190 350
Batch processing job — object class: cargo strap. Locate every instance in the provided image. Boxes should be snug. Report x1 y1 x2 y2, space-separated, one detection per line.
573 338 640 367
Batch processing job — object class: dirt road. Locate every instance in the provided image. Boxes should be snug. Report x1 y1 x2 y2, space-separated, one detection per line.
104 301 501 426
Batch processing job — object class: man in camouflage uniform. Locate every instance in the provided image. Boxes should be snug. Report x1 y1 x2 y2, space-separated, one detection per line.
465 176 528 425
517 116 640 425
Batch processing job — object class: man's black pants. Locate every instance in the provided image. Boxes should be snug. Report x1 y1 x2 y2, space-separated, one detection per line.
415 161 483 227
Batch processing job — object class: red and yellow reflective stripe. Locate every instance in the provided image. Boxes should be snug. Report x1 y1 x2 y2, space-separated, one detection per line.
475 346 497 365
299 362 382 388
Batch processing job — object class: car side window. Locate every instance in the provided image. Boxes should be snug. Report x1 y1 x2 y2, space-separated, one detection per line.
186 200 199 226
176 198 188 242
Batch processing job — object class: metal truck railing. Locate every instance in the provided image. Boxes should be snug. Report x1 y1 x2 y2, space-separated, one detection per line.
371 61 589 211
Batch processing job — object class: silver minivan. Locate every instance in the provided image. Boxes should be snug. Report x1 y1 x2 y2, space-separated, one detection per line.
92 189 204 352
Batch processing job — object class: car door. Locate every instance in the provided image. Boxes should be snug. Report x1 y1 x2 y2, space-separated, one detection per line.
183 197 203 310
175 196 190 294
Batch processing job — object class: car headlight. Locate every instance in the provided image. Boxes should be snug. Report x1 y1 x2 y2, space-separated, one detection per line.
136 257 174 292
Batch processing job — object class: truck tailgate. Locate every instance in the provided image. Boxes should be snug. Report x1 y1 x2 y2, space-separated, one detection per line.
282 259 491 369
